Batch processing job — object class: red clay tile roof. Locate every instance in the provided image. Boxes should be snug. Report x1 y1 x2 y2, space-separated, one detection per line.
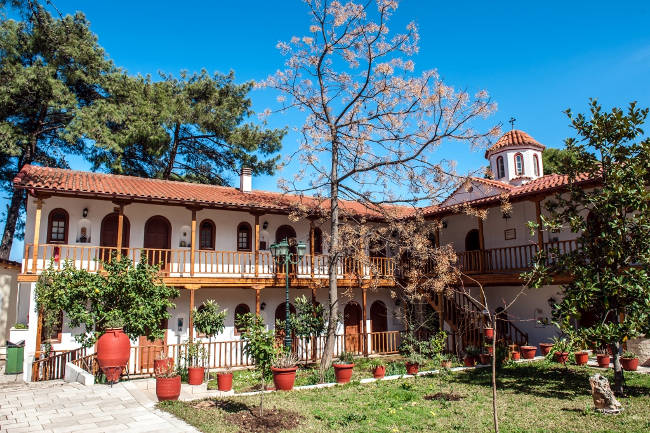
485 129 545 158
13 165 407 218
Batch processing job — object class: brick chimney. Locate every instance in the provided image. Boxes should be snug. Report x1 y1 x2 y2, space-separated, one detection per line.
240 167 252 193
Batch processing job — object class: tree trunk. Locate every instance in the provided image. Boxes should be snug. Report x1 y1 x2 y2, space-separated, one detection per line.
162 123 181 180
0 188 24 260
320 141 339 376
611 342 624 395
491 316 499 433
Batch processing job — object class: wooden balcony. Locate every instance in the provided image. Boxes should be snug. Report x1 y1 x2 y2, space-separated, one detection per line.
19 243 396 286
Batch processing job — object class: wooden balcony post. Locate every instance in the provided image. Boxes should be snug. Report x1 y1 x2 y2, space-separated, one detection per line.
361 286 368 356
255 287 262 315
254 214 260 277
190 209 197 276
31 198 43 274
535 199 544 250
188 286 196 342
477 216 485 272
116 204 124 259
309 219 315 278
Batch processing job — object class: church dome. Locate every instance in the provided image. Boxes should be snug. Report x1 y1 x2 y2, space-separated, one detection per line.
485 129 545 159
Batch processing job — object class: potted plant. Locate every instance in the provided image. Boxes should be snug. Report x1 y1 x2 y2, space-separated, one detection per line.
550 337 572 364
185 341 207 385
573 350 589 366
333 352 356 383
479 352 492 365
539 341 553 356
485 343 494 355
96 317 130 383
520 344 537 359
192 300 227 379
405 353 423 375
484 326 494 339
596 348 610 368
464 345 480 366
271 352 299 391
510 350 520 361
154 349 172 373
216 367 234 391
621 351 639 371
440 354 453 369
155 361 181 401
370 358 386 379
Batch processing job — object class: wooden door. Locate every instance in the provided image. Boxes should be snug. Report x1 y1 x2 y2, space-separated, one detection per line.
100 213 130 261
138 319 168 372
143 216 171 270
344 302 362 354
370 301 388 353
275 225 298 274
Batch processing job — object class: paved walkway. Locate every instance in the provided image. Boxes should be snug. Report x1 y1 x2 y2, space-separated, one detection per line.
0 380 200 433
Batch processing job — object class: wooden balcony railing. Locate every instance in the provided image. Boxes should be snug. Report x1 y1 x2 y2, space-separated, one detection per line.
22 243 396 279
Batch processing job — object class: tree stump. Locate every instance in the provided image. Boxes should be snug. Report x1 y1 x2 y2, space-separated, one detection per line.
589 374 623 414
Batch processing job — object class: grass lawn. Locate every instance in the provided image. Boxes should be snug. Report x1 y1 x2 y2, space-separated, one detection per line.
159 361 650 433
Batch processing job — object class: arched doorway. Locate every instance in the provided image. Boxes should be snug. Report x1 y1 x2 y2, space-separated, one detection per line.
370 301 388 353
344 302 362 353
143 216 171 269
274 303 297 349
100 213 131 261
465 229 480 251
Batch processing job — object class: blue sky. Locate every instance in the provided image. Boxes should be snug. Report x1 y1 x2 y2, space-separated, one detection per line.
4 1 650 259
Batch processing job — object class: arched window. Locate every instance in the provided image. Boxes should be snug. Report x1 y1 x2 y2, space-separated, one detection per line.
533 154 540 177
47 209 69 243
199 219 215 250
514 153 524 176
237 222 252 251
312 227 323 254
496 156 505 179
234 303 250 335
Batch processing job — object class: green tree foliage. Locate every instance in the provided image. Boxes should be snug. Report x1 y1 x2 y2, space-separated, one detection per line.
76 70 286 185
526 100 650 395
289 295 326 338
35 256 179 347
239 312 277 381
541 147 575 175
0 4 114 258
192 299 226 339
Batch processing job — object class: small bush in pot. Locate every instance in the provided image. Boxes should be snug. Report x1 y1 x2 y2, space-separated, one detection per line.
192 300 227 379
405 353 423 375
440 354 453 369
216 367 233 391
596 348 611 368
539 342 553 356
520 344 537 359
184 341 207 385
621 351 639 371
510 350 520 361
549 337 572 364
333 352 356 383
271 351 298 390
463 345 480 366
370 358 386 379
154 349 172 373
155 361 181 401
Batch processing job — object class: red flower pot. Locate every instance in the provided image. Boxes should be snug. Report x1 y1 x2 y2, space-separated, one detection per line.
484 328 494 339
373 365 386 379
596 354 610 368
216 372 233 391
510 351 520 361
96 328 131 383
463 356 476 367
154 357 172 373
156 376 181 401
540 343 553 356
479 354 492 365
333 363 355 383
574 352 588 366
621 357 638 371
188 367 205 385
271 366 298 391
405 362 419 375
486 346 494 355
553 352 569 364
520 346 537 359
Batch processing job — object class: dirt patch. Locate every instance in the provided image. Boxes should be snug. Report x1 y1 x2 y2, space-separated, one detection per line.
225 407 303 433
424 392 464 401
192 399 249 413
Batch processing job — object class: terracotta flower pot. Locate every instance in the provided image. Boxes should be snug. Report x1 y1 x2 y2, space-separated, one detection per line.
156 376 181 401
373 365 386 379
486 346 494 355
96 328 131 383
188 367 205 385
216 372 233 391
154 357 172 373
271 366 298 390
553 351 569 364
596 354 610 368
463 356 476 367
405 362 419 375
540 343 553 356
479 354 492 365
520 346 537 359
574 351 588 366
484 328 494 339
441 360 453 369
510 351 520 361
621 357 638 371
333 363 355 383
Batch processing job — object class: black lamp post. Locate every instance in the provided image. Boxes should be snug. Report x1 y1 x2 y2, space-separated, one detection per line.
270 238 307 350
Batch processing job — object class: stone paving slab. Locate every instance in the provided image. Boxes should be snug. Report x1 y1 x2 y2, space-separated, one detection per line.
0 380 199 433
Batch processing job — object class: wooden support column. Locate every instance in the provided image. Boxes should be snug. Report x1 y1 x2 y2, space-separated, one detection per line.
435 227 441 247
31 198 43 273
116 205 124 258
477 216 485 272
255 288 262 315
361 286 368 356
254 214 260 277
535 199 544 250
309 220 315 278
188 287 196 342
190 209 197 276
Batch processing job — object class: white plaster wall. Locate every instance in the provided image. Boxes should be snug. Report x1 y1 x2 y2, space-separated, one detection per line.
442 179 508 207
0 266 19 344
489 148 543 183
482 201 537 250
438 212 478 252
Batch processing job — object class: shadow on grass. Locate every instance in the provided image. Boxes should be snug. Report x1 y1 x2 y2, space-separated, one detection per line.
191 399 250 413
451 363 650 401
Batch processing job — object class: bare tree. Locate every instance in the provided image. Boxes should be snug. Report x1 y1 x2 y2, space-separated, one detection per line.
263 0 497 372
